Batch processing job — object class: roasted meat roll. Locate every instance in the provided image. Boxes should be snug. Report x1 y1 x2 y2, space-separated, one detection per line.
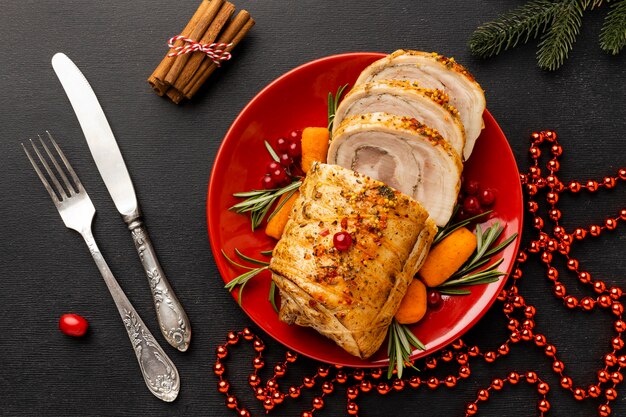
328 112 462 227
270 163 436 358
332 80 465 158
355 49 486 160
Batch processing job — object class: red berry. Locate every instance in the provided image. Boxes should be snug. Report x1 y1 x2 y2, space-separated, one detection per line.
270 168 288 184
463 196 481 214
463 180 480 195
427 290 443 309
279 153 293 167
276 137 289 152
266 161 281 173
288 130 302 143
261 175 276 189
479 188 496 206
59 313 89 337
333 231 353 251
287 141 302 158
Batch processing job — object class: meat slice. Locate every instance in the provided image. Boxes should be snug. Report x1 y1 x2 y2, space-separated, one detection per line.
270 163 436 358
328 112 462 226
355 50 486 160
332 80 465 158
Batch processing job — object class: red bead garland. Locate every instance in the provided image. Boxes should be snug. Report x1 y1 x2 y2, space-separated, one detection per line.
213 131 624 416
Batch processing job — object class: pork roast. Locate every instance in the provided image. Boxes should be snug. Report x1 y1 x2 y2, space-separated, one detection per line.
328 112 462 227
332 80 465 158
270 163 436 359
355 49 486 160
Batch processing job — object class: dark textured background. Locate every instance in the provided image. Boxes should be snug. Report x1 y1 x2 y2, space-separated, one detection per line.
1 1 625 416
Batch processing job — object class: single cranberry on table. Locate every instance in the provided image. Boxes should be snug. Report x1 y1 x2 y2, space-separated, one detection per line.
59 313 89 337
333 231 353 251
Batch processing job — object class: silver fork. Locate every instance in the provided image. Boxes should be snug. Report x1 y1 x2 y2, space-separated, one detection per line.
23 132 180 402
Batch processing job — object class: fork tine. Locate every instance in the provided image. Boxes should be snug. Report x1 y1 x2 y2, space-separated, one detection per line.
29 139 68 199
39 133 76 195
47 131 84 192
22 142 60 205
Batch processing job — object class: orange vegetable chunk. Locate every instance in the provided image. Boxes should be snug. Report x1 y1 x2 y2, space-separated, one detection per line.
395 279 427 324
418 226 477 287
301 127 330 173
265 191 300 240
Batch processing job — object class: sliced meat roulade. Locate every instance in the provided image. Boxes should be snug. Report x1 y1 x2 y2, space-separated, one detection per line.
328 112 462 226
270 163 436 358
355 49 486 160
332 80 465 158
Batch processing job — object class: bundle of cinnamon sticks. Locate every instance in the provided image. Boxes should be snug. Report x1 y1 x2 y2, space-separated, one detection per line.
148 0 254 104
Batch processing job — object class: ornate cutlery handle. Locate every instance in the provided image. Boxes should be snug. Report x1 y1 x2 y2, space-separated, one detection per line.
82 230 180 402
124 212 191 352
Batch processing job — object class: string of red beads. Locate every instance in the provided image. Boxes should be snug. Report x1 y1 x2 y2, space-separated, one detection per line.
214 131 625 416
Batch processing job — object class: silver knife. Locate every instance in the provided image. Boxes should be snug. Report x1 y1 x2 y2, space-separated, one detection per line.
52 52 191 352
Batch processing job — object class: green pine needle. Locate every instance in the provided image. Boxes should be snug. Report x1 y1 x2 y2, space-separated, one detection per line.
469 0 622 70
537 1 585 71
469 0 558 58
600 0 626 54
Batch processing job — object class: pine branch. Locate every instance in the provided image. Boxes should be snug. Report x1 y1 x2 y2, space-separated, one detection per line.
469 0 558 58
537 0 585 70
600 0 626 54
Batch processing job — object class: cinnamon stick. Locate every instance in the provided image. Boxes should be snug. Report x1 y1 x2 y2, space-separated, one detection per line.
184 15 254 98
166 87 185 104
172 1 236 92
148 0 214 96
163 0 225 86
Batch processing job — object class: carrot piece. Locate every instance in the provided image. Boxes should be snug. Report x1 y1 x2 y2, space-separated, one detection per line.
395 279 427 324
265 191 300 240
301 127 330 173
418 227 478 288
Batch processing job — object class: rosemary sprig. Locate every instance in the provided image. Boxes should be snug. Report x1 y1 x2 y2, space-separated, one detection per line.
387 319 425 379
435 222 518 295
327 84 349 133
222 249 277 311
432 207 492 246
230 180 302 230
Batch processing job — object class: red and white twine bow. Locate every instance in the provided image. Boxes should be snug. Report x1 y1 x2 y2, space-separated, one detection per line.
167 35 233 66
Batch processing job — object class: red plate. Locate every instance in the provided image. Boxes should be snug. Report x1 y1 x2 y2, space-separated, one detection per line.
207 52 523 367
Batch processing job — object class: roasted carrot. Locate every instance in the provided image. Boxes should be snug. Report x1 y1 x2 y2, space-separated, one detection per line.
265 191 300 240
301 127 330 173
418 227 477 287
395 279 427 324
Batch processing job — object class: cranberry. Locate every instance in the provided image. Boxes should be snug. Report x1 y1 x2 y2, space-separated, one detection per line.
266 161 281 173
261 175 276 189
479 188 496 206
279 153 294 167
463 196 481 215
276 137 289 152
287 141 302 158
288 130 302 143
333 231 353 251
59 313 89 337
427 290 443 309
270 168 288 184
463 180 480 195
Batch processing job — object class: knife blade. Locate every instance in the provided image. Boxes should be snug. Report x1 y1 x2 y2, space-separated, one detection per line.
52 52 191 352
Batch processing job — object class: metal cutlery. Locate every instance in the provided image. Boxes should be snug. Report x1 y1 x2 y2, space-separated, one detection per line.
23 133 180 401
51 52 191 352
